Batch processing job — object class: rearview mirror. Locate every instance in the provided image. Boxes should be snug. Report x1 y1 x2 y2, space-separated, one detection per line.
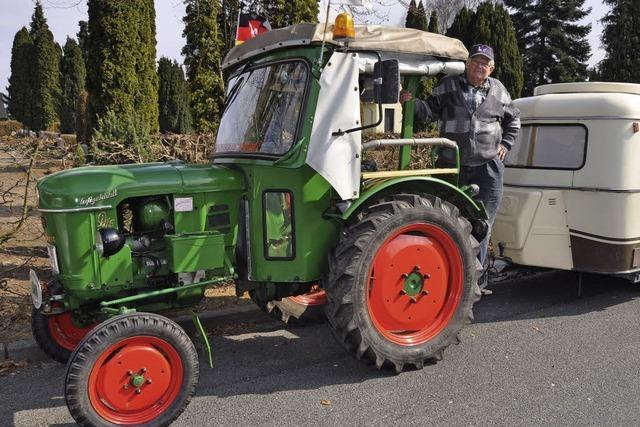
374 59 400 104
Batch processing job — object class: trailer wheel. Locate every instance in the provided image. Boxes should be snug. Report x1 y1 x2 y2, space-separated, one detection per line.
250 285 327 324
65 312 198 427
325 194 482 372
31 307 96 363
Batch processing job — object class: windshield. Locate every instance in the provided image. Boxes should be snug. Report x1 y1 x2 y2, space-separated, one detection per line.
215 61 308 156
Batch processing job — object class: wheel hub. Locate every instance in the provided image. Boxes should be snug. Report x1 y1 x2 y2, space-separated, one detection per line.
401 266 430 299
129 373 146 388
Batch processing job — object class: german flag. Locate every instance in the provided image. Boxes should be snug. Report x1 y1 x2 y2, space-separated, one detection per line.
235 13 271 45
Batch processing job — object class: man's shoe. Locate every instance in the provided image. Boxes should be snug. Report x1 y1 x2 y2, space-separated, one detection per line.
480 288 493 296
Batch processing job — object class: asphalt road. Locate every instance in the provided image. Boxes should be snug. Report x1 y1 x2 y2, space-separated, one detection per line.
2 271 640 426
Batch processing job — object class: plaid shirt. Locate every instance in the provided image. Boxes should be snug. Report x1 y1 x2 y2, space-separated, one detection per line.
460 75 490 113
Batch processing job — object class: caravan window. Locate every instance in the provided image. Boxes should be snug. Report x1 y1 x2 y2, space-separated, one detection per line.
505 124 587 170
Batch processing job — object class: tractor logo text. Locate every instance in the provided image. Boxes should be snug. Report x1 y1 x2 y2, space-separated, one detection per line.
78 189 118 206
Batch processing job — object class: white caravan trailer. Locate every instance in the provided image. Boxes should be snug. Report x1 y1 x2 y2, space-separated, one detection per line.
492 82 640 280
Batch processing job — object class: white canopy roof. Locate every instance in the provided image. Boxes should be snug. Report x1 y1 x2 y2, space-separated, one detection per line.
222 23 469 71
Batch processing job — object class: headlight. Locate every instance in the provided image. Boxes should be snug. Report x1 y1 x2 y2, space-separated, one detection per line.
96 228 125 257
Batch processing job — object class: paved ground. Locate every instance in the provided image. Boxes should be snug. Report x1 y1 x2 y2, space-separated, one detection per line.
2 271 640 426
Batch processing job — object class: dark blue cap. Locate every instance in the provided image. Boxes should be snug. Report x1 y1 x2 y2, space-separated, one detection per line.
469 44 494 61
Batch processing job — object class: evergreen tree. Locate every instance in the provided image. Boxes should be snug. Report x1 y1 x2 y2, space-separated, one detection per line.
405 0 418 29
135 0 159 133
598 0 640 83
7 27 33 127
446 7 473 49
60 38 86 134
472 2 523 98
505 0 591 95
77 20 89 66
30 1 61 131
427 10 439 34
405 1 433 132
183 0 225 133
86 0 159 139
158 57 193 134
75 89 89 143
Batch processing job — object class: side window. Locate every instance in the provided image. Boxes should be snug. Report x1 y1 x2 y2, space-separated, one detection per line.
263 191 295 260
506 124 587 169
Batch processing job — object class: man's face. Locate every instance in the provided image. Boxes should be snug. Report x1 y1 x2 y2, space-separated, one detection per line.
466 55 495 86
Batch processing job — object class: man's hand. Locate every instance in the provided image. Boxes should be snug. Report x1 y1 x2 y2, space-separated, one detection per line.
399 89 413 104
497 144 508 161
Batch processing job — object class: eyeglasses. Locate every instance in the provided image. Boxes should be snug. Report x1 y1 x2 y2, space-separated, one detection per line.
470 59 493 70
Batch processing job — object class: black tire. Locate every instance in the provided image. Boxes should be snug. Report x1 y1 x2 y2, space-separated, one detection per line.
65 312 199 427
31 307 71 363
249 289 326 325
324 194 482 373
32 280 97 363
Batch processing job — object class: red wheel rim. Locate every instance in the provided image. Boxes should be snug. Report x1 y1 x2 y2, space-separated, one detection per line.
48 312 95 351
289 285 327 306
366 223 464 346
88 336 184 425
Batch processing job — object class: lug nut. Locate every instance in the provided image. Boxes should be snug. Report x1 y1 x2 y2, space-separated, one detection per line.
140 367 147 373
123 384 129 390
135 388 142 394
423 273 431 279
127 370 133 376
400 273 408 279
146 379 153 384
421 290 429 296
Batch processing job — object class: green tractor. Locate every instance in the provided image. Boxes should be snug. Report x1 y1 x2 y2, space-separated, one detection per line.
32 22 487 426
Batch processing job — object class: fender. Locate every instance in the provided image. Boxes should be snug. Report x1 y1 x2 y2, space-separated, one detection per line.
339 176 488 221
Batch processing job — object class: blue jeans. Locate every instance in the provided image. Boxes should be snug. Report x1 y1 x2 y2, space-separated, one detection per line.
458 158 504 265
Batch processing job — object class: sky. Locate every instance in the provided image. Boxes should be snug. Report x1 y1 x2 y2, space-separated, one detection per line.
0 0 608 96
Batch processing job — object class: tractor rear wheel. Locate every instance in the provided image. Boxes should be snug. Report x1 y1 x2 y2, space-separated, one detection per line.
65 312 198 427
324 194 482 372
250 285 327 324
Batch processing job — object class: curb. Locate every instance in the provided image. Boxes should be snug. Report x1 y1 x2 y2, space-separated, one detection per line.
0 304 265 364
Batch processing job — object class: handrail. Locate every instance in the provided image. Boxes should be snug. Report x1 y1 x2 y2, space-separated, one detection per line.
362 137 458 151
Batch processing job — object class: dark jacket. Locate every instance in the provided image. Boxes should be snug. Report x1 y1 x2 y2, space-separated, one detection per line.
414 74 521 166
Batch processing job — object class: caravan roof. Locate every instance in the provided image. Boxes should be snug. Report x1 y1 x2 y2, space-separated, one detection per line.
516 82 640 120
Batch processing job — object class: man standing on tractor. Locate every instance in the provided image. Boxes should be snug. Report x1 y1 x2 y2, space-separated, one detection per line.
400 44 521 294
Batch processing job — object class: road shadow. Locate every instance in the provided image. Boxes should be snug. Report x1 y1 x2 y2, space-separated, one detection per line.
194 321 395 400
475 270 640 324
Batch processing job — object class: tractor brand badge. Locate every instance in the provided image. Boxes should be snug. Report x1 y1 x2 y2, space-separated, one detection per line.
97 212 115 228
78 189 118 206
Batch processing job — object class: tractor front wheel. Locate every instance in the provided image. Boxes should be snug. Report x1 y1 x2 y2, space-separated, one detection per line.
31 307 96 363
65 312 198 426
325 194 482 372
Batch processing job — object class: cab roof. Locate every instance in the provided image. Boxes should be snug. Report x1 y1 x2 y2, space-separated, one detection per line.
222 23 469 71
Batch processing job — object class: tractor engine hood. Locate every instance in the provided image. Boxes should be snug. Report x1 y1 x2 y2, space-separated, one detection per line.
37 162 245 211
